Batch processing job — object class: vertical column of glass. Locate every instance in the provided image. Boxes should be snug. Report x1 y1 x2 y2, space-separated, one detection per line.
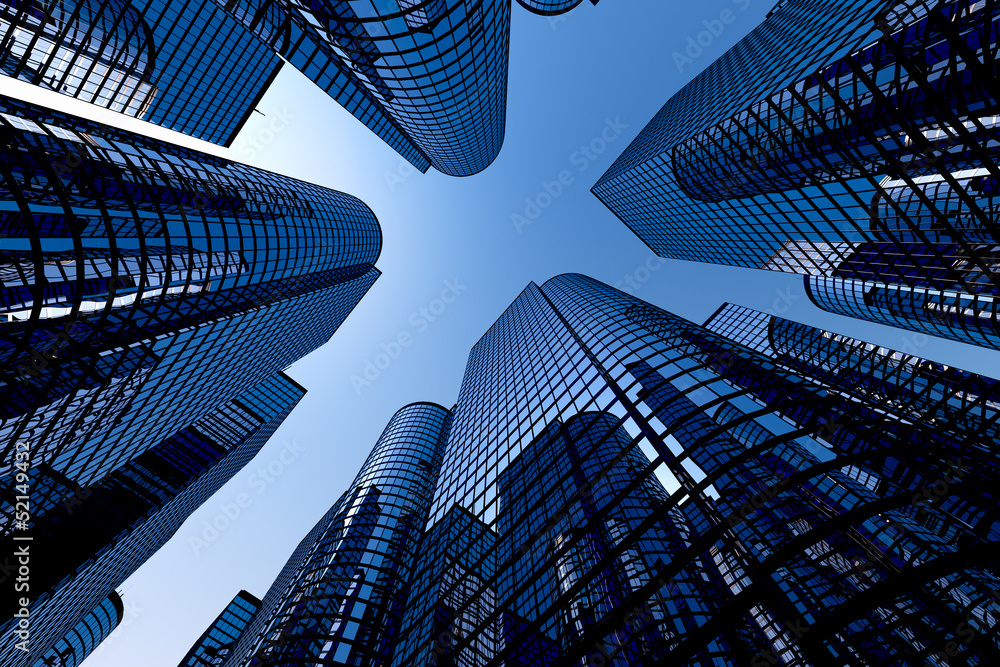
243 403 452 666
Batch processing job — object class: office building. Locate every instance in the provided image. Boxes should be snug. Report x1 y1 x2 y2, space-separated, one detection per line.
177 591 261 667
0 0 280 144
516 0 597 15
0 94 380 492
0 372 304 664
216 0 510 175
30 593 124 667
224 403 452 665
213 274 1000 665
593 0 1000 350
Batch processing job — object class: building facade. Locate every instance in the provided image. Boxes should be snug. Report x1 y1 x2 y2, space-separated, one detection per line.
593 0 1000 350
0 94 380 492
224 402 453 665
30 593 123 667
177 591 261 667
214 0 510 175
0 0 281 145
207 274 1000 665
516 0 597 16
0 372 304 664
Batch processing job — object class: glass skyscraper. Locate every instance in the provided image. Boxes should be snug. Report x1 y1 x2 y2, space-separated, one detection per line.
31 593 123 667
177 590 261 666
202 274 1000 665
0 372 304 664
516 0 597 15
214 0 510 175
0 0 281 145
593 0 1000 350
223 402 452 665
0 94 381 492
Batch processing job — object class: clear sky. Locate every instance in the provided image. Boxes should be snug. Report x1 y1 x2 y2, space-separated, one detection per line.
26 0 996 664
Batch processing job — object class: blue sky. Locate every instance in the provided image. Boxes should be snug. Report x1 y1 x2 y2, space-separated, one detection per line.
27 0 997 664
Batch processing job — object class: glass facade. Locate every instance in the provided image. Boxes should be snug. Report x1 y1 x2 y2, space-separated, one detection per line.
177 591 262 666
0 0 281 145
0 372 304 664
0 94 381 491
216 0 510 175
593 0 1000 351
215 274 1000 665
515 0 591 16
224 402 452 665
31 593 124 667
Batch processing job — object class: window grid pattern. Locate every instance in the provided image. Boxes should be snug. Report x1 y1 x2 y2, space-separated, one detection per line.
0 372 304 663
177 591 262 667
216 0 509 175
0 95 380 489
0 0 281 145
30 593 124 667
593 0 1000 350
221 274 1000 665
231 403 453 666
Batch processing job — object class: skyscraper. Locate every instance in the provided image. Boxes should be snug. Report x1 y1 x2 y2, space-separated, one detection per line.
593 0 1000 350
177 591 261 667
208 274 1000 665
0 93 381 491
31 593 124 667
215 0 510 175
224 402 452 665
0 372 305 664
0 0 281 145
515 0 598 15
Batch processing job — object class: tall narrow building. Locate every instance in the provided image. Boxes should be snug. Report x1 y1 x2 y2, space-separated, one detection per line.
0 372 305 664
224 402 453 665
0 0 281 144
593 0 1000 350
30 593 124 667
177 591 261 667
0 94 381 490
209 275 1000 665
214 0 510 175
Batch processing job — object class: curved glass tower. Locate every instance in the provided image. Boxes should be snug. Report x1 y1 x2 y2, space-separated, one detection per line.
594 0 1000 351
227 402 452 665
0 94 381 489
30 593 123 667
516 0 589 16
216 0 510 175
209 275 1000 665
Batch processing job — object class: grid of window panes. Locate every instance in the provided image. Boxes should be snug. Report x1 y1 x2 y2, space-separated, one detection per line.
217 0 509 175
593 0 1000 349
233 403 453 666
30 593 123 667
807 274 1000 350
0 0 281 145
391 274 1000 665
0 372 304 664
177 591 262 667
0 94 380 489
515 0 588 17
704 302 1000 529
